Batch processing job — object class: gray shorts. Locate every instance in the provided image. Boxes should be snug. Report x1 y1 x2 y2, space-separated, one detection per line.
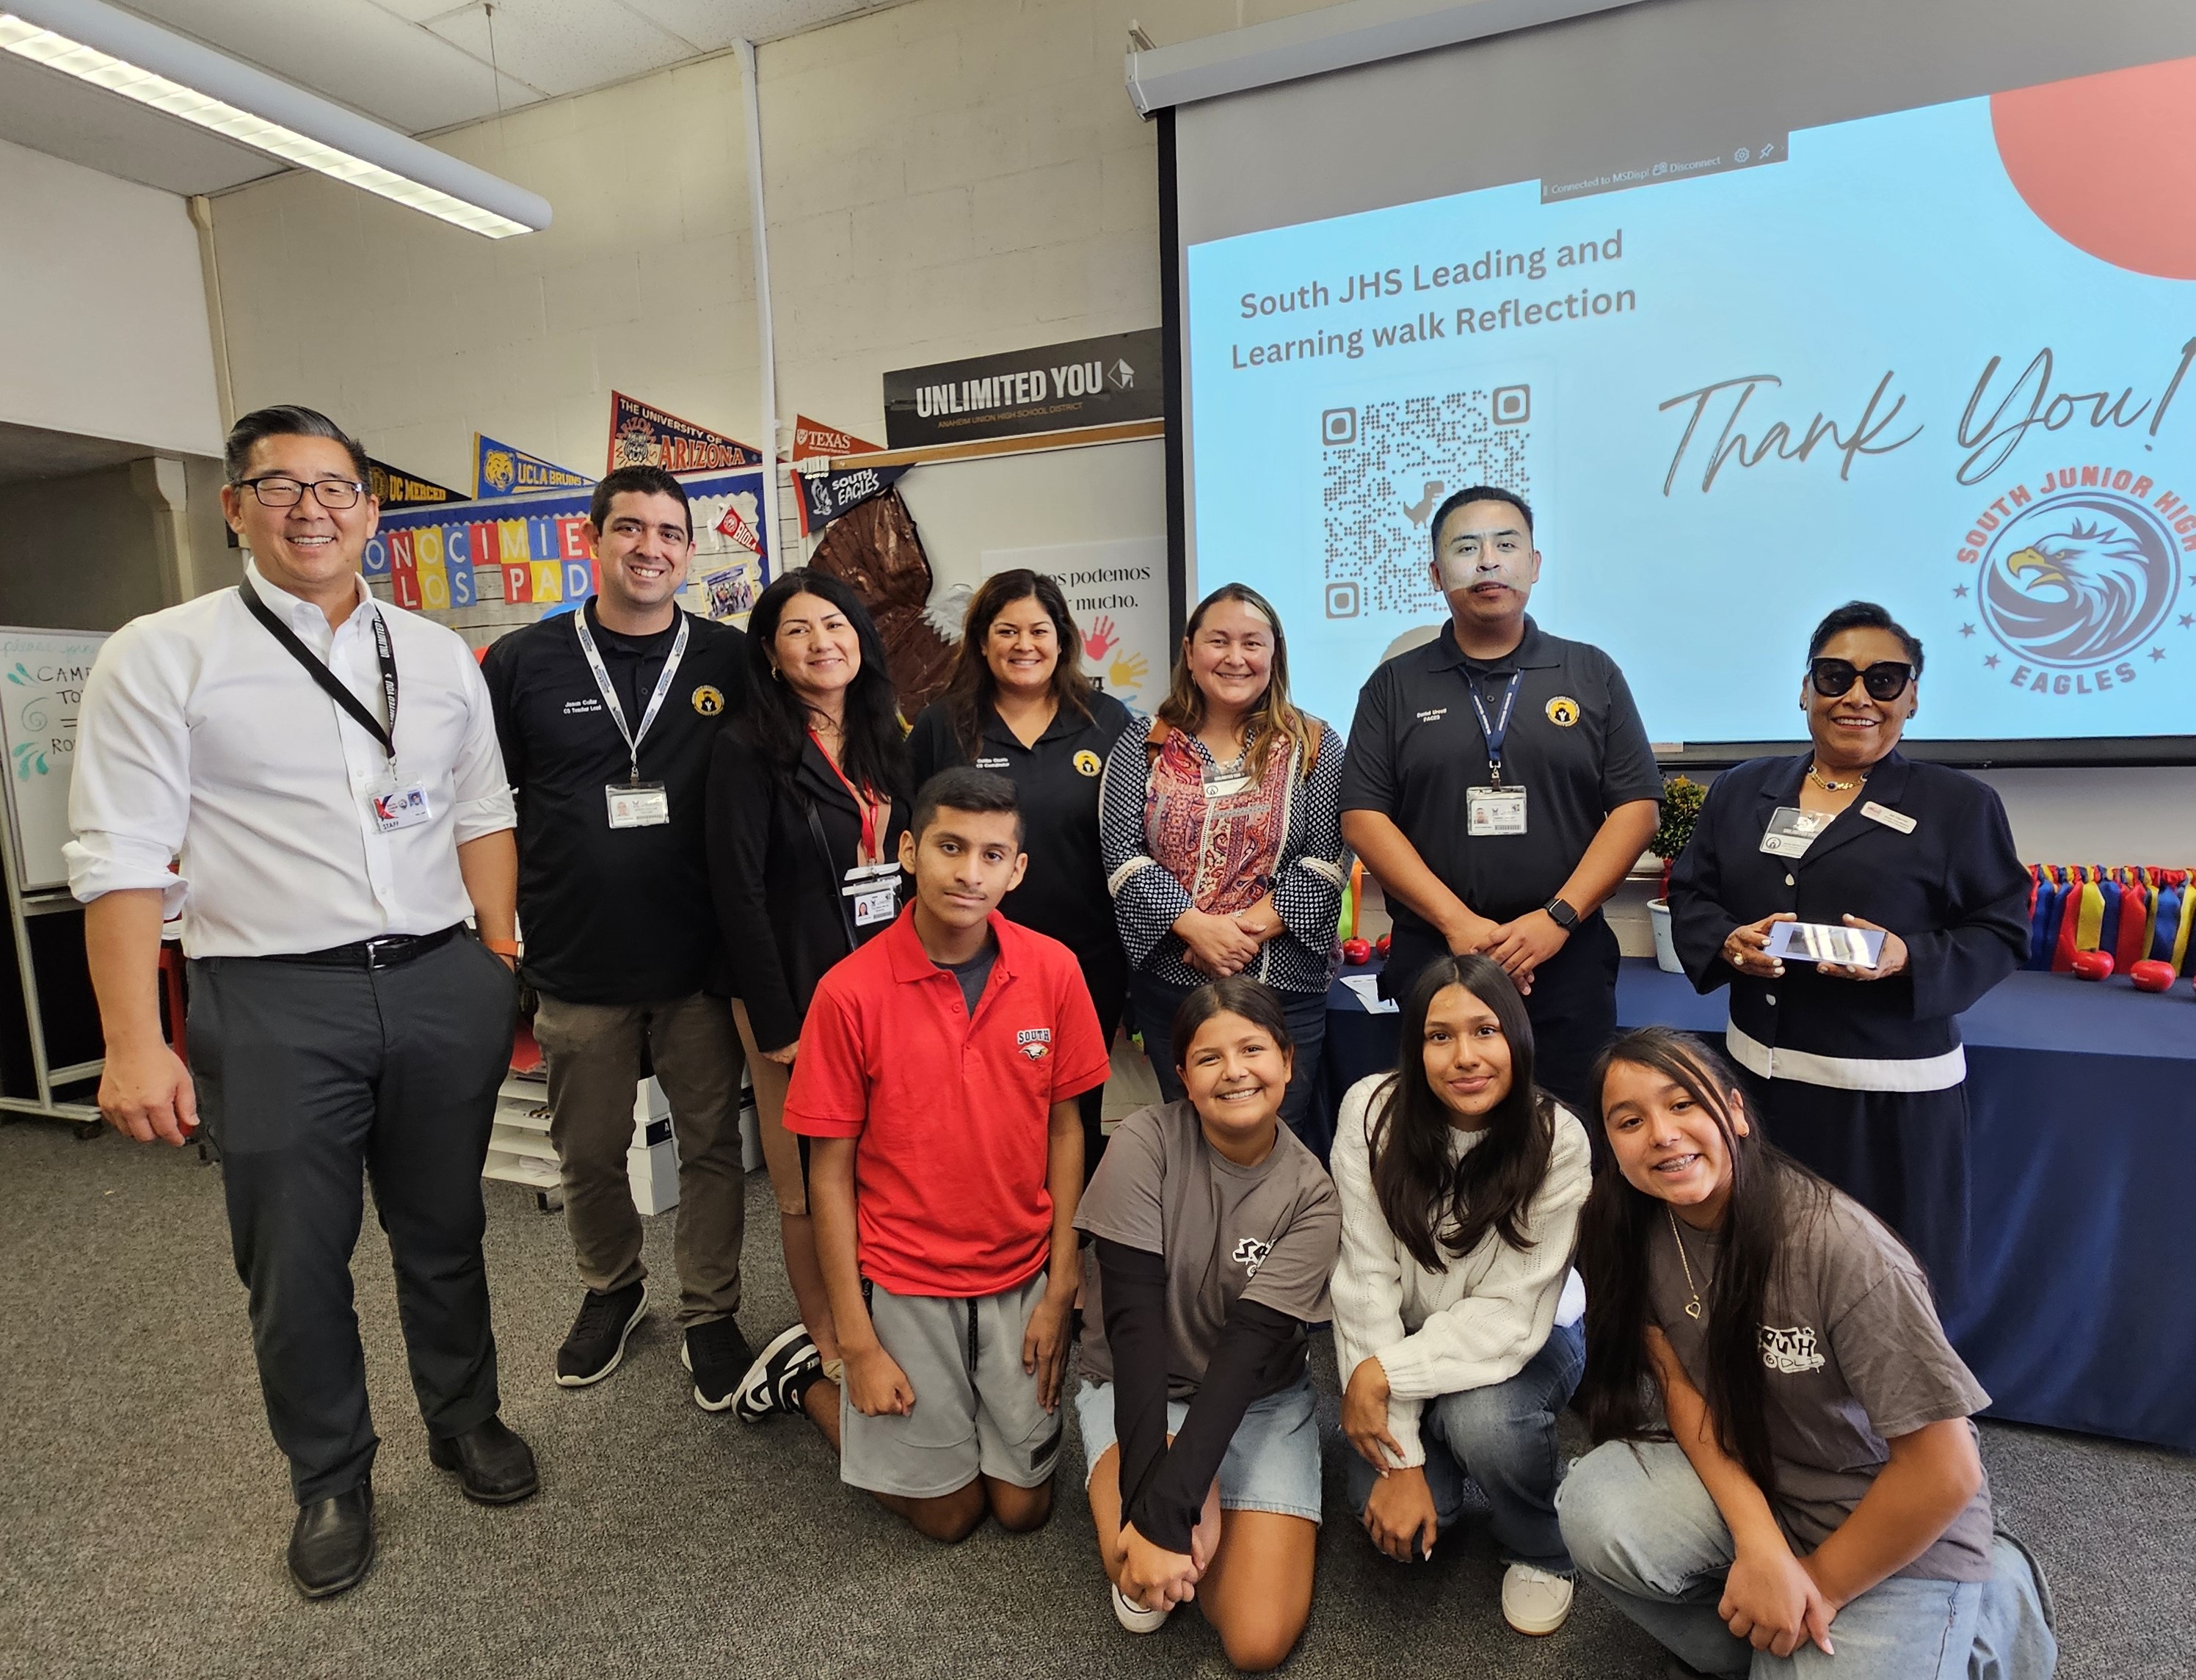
839 1271 1065 1499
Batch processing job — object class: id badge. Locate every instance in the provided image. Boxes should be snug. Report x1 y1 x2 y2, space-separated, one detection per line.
606 782 670 828
371 783 434 833
1203 766 1253 799
1466 785 1527 837
1759 805 1831 858
843 860 899 928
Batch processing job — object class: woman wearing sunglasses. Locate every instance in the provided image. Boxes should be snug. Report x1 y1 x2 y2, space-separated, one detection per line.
1662 602 2028 1300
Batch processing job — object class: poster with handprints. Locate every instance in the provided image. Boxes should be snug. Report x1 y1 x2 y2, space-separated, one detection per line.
980 538 1168 715
0 627 110 892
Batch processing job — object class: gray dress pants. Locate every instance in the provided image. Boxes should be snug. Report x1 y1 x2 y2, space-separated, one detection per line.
188 934 518 1504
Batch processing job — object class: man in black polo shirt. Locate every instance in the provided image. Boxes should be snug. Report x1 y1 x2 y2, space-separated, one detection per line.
1339 486 1662 1111
482 465 755 1406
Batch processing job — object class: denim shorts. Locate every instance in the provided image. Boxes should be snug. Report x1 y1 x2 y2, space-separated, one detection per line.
1075 1372 1323 1525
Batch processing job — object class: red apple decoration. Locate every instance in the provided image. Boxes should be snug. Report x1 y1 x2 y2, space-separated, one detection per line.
2128 959 2175 992
1342 938 1372 966
1375 934 1392 958
2070 950 2115 981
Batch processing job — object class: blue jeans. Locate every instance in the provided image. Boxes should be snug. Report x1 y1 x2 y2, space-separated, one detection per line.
1344 1319 1585 1573
1557 1440 2059 1679
1129 968 1328 1148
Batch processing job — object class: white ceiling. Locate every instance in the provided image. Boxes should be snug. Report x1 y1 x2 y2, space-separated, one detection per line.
0 0 917 196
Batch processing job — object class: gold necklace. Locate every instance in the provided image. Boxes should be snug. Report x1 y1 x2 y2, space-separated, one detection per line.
1806 762 1866 793
1667 1205 1712 1320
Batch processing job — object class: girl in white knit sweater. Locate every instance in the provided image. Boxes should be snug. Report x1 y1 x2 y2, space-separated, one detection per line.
1330 952 1593 1637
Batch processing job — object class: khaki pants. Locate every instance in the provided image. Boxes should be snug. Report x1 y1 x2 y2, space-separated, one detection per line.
532 990 748 1326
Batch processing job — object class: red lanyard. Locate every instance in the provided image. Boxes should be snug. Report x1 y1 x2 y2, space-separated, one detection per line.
810 730 884 862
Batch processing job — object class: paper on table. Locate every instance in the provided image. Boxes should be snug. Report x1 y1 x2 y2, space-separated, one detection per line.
1342 975 1398 1013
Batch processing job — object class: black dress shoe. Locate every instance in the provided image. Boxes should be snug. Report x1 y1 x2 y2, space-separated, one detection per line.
427 1416 539 1505
288 1484 374 1599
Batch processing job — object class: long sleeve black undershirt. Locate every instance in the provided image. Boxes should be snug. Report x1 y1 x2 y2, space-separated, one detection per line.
1096 1237 1308 1555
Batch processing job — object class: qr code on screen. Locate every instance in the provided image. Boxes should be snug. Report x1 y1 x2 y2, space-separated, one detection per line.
1321 388 1533 617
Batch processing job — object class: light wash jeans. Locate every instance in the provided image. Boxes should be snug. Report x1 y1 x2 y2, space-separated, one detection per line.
1343 1319 1584 1572
1556 1439 2057 1679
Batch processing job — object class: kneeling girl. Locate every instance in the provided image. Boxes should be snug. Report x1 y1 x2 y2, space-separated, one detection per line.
1557 1027 2057 1679
1075 978 1340 1673
1328 953 1592 1637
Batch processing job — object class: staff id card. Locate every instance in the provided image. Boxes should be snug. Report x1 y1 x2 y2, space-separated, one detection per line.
1466 785 1527 837
1759 806 1833 858
843 859 901 928
606 781 670 828
371 783 434 833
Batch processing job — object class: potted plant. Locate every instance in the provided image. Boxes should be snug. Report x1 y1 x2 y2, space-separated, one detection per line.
1646 774 1707 974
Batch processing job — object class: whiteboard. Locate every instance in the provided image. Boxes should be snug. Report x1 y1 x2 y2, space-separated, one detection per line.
0 626 110 892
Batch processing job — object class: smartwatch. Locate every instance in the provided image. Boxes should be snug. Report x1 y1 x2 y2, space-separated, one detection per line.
1543 896 1579 930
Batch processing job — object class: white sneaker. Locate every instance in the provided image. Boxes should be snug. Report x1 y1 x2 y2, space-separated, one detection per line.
1501 1563 1574 1635
1112 1582 1171 1634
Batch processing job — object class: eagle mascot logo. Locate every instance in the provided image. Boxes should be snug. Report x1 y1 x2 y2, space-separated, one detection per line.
1980 492 2177 668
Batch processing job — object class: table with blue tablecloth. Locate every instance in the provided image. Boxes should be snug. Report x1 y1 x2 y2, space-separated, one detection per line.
1321 957 2196 1452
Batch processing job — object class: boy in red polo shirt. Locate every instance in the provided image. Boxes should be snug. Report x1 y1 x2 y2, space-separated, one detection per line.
783 767 1110 1542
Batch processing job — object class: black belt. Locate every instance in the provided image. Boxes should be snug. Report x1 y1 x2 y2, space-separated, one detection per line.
260 923 467 970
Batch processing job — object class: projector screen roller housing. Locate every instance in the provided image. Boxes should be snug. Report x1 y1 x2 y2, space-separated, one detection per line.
1167 0 2196 764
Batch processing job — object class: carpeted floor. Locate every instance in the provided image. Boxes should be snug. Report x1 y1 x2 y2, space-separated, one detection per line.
1 1118 2186 1680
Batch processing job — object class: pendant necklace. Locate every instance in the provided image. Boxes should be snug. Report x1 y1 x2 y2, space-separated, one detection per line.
1806 762 1866 793
1667 1204 1712 1320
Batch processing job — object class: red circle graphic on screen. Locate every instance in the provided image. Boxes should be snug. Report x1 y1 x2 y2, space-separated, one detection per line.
1993 56 2196 280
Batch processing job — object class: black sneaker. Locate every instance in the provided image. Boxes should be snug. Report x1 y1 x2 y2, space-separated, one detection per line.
681 1317 758 1413
555 1281 648 1386
734 1323 822 1422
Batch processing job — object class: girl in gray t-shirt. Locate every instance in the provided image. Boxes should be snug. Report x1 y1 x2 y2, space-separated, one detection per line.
1556 1028 2057 1680
1072 976 1340 1671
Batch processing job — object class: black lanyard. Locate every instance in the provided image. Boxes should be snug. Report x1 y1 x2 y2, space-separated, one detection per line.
1467 669 1524 786
238 582 398 766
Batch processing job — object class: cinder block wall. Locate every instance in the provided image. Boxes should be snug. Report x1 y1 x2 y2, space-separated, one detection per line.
206 1 1340 498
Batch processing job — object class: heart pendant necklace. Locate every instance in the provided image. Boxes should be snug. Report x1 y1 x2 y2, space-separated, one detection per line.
1668 1204 1712 1320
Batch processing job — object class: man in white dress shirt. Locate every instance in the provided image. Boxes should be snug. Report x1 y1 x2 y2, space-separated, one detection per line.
69 405 537 1601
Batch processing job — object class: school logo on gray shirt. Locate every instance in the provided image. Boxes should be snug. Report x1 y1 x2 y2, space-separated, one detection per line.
1232 1237 1273 1278
1760 1324 1827 1374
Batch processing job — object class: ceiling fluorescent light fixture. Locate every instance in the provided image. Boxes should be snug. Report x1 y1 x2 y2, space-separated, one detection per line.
0 0 549 236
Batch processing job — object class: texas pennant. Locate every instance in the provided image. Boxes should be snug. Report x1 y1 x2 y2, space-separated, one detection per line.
607 392 760 473
475 434 593 498
791 414 883 462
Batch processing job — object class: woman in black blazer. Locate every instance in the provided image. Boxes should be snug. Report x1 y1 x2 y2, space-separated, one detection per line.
708 568 909 1408
908 569 1136 1171
1666 601 2028 1301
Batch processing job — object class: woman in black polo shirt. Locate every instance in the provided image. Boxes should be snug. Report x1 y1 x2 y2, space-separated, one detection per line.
708 568 910 1417
1665 600 2028 1301
910 569 1136 1168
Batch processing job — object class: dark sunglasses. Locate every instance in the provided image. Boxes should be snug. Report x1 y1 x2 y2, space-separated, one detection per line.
1808 658 1913 701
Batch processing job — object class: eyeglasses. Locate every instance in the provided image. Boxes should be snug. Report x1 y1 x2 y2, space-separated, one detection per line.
234 476 366 509
1808 658 1913 701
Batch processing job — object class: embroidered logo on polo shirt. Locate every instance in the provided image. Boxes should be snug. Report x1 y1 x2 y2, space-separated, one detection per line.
1017 1027 1052 1060
691 685 725 716
1231 1237 1272 1278
1074 749 1102 777
976 756 1011 770
1415 707 1448 724
1545 696 1580 727
1760 1324 1827 1374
